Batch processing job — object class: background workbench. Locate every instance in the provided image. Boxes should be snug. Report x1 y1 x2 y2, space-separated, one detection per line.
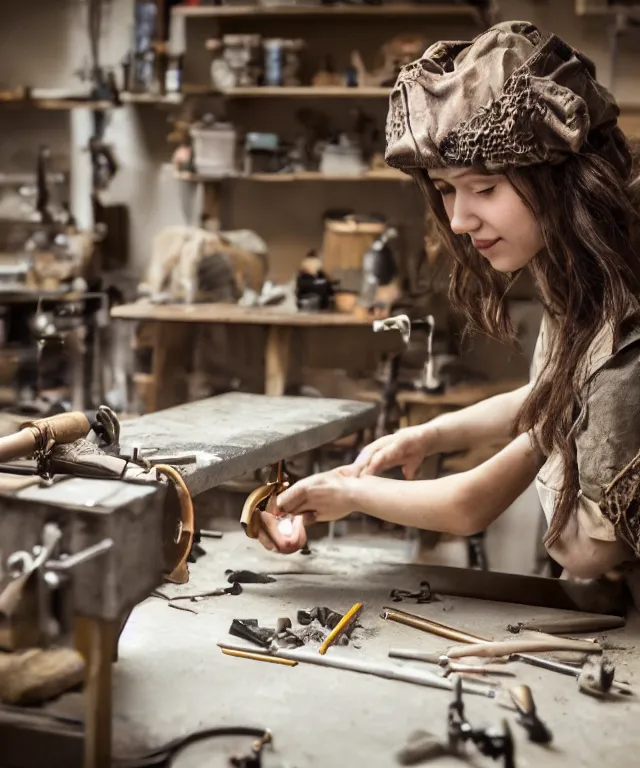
111 302 400 409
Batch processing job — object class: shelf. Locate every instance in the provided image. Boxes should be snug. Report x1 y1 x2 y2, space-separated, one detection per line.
120 92 184 105
172 3 480 19
121 85 390 102
223 85 390 97
175 169 410 182
0 92 115 110
0 218 60 227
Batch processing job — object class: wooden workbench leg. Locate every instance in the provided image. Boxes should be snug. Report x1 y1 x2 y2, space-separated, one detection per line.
150 322 193 412
265 326 292 396
75 617 120 768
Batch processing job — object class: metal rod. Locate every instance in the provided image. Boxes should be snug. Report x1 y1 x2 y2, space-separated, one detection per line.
217 642 495 698
221 649 297 667
381 607 490 644
517 654 632 694
46 538 114 571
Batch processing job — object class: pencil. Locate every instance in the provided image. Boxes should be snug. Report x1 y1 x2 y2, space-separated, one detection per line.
319 602 363 655
221 648 298 666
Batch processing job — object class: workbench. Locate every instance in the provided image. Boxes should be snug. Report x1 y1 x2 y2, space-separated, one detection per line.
110 302 398 408
0 392 378 768
5 531 638 768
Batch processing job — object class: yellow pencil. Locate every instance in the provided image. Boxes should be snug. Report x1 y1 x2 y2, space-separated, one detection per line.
319 602 363 655
221 648 298 666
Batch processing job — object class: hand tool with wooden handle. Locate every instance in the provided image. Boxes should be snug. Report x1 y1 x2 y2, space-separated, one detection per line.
0 412 90 465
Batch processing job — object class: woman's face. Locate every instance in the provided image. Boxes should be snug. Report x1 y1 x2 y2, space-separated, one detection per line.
428 167 545 272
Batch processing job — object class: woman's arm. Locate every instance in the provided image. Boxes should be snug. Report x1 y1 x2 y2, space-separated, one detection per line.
352 383 532 478
425 383 532 454
277 432 543 536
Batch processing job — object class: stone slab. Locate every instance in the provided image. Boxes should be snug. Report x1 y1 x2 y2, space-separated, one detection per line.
119 392 377 496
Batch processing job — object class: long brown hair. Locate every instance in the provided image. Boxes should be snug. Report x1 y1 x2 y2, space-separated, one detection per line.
415 147 640 546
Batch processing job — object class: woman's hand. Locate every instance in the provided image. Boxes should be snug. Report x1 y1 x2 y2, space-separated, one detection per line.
275 466 358 523
350 424 434 479
257 493 308 554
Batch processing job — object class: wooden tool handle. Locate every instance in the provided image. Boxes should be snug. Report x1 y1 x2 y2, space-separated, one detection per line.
21 412 91 446
0 412 91 464
448 637 601 659
0 431 39 464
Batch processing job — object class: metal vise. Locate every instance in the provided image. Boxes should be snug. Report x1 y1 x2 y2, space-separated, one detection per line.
0 477 166 651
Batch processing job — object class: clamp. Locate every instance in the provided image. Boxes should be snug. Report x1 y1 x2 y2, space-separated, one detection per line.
240 461 288 540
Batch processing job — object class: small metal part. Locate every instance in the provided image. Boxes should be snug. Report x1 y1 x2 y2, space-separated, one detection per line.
225 570 277 584
229 619 275 648
168 602 198 614
199 529 224 539
577 655 616 698
275 617 292 634
144 452 197 466
508 684 552 744
171 583 243 602
372 314 411 344
390 581 433 604
46 538 113 572
230 728 273 768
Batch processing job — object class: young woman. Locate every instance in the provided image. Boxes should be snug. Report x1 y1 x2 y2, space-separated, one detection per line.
258 21 640 583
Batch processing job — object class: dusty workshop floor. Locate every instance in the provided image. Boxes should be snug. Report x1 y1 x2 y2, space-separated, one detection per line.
110 529 640 768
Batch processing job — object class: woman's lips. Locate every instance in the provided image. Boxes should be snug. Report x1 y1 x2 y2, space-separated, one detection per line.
473 238 501 250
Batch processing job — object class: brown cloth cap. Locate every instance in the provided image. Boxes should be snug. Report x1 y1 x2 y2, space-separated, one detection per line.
385 20 631 176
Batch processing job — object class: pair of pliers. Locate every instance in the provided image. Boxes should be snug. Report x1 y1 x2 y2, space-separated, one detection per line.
240 461 288 540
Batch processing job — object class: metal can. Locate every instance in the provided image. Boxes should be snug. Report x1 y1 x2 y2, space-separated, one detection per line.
263 39 284 86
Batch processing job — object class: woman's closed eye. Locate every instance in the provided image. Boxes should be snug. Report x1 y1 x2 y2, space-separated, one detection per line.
475 186 496 196
436 184 455 197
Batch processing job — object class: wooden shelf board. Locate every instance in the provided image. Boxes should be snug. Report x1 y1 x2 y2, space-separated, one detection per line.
173 3 480 19
112 301 375 326
221 86 390 97
120 92 184 105
176 169 410 182
121 87 390 101
123 85 391 100
0 95 114 110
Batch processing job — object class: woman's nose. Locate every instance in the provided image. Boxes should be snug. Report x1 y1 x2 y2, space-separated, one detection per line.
449 198 481 235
